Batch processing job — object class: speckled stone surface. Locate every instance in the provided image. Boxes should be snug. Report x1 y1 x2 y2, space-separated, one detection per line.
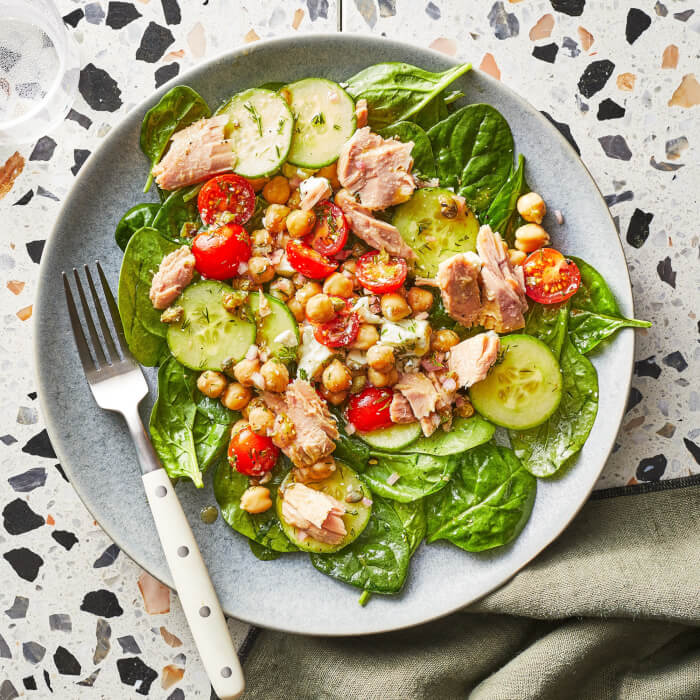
0 0 698 697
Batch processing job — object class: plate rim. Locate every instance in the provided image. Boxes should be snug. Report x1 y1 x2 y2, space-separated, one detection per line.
34 32 634 636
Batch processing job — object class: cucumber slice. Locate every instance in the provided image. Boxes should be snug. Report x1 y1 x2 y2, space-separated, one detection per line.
469 334 562 430
359 422 422 451
285 78 356 168
166 280 256 371
217 88 293 178
411 415 495 456
246 291 299 362
393 188 480 277
277 462 372 554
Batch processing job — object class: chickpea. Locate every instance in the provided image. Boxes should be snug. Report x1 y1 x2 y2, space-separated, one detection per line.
431 329 460 352
288 297 305 322
352 323 379 350
261 359 289 393
251 228 272 249
515 223 550 253
248 403 275 435
455 396 475 419
317 162 341 190
221 382 252 411
197 370 227 399
368 367 399 388
322 359 352 393
246 177 268 193
319 388 348 406
323 272 354 298
508 249 527 267
231 418 249 436
286 209 316 238
233 358 260 387
517 192 546 224
286 189 302 209
407 287 434 313
295 281 323 307
381 293 411 321
262 175 291 205
305 293 335 324
367 344 395 372
294 456 336 483
269 277 295 302
263 204 290 233
240 486 272 514
271 413 296 448
248 256 275 284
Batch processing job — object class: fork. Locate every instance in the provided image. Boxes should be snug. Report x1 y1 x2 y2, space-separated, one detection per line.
63 262 245 700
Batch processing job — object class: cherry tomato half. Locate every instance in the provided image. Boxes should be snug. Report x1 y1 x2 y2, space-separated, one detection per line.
355 250 408 294
192 223 251 280
197 174 256 226
304 200 348 256
346 387 395 432
523 248 581 304
314 301 360 348
286 239 338 279
228 426 279 477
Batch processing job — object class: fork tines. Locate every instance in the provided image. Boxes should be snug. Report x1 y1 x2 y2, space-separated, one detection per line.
63 262 130 373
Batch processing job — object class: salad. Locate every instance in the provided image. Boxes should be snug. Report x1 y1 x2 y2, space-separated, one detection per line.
115 62 649 600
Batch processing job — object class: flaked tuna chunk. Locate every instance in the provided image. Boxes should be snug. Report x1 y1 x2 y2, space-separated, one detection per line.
436 252 483 326
149 246 196 310
449 331 500 388
355 99 368 128
152 114 232 191
262 380 338 468
281 483 346 545
389 392 416 424
299 176 332 211
395 372 441 436
337 127 415 210
427 370 457 433
476 225 527 333
335 189 415 259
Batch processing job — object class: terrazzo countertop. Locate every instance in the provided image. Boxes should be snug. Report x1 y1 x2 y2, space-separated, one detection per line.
1 0 698 697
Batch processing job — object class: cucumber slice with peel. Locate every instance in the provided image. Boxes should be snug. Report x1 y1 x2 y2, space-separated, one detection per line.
217 88 293 178
166 280 255 371
277 462 372 554
469 334 562 430
359 422 422 452
246 291 299 362
284 78 356 168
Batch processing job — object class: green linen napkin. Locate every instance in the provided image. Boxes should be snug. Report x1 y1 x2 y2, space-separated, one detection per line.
240 479 700 699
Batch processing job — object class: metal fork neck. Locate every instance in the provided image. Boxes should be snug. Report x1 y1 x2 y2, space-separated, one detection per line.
121 404 162 475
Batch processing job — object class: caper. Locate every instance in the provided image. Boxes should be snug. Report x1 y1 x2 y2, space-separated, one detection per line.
439 195 458 219
345 487 363 503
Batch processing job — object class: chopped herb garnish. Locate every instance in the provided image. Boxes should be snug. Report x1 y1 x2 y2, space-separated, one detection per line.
243 101 263 137
311 112 326 126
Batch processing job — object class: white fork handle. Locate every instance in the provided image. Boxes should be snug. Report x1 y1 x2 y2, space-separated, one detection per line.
143 469 245 700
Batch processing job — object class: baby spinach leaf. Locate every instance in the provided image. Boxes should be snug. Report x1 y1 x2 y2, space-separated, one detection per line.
213 458 298 553
410 416 495 456
568 309 650 355
149 357 202 487
510 337 598 477
192 414 230 472
393 500 426 556
117 227 178 366
568 256 621 316
428 104 514 215
249 540 282 560
412 91 449 130
310 496 413 594
330 408 370 471
140 85 211 191
151 188 201 244
379 120 436 179
115 203 161 251
363 451 457 502
245 195 266 233
425 444 536 551
195 393 237 425
483 154 525 240
524 301 570 360
345 62 471 130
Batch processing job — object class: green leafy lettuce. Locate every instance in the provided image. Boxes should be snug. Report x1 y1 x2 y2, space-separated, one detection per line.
115 203 161 251
345 62 471 131
426 444 536 551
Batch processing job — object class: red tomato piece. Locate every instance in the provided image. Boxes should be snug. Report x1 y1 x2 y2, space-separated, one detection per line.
523 248 581 304
355 250 408 294
286 239 338 279
314 302 359 348
192 223 251 280
197 174 255 226
346 387 395 432
228 426 279 477
304 200 348 256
